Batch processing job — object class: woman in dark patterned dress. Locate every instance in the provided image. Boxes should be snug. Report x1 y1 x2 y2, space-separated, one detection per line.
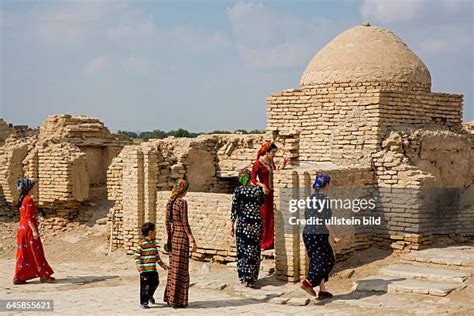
230 168 265 288
300 173 341 300
164 179 197 308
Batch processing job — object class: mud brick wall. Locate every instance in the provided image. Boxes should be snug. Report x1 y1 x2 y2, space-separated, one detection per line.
156 192 235 262
121 147 145 252
107 149 125 249
267 85 381 166
0 140 29 204
273 166 376 281
371 128 473 250
107 134 271 253
37 143 89 207
378 91 463 133
39 114 130 146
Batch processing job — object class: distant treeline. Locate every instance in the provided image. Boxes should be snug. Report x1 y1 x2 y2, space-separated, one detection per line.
118 128 265 141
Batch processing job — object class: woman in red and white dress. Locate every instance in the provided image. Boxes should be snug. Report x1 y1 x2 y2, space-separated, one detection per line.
13 178 55 285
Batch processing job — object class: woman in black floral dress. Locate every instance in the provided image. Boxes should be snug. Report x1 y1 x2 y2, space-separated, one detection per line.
230 168 265 288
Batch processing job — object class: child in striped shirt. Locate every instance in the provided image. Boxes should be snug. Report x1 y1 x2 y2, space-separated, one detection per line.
134 222 168 309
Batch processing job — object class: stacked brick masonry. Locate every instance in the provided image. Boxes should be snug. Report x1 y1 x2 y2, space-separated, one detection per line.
39 114 130 146
372 127 473 249
267 85 381 166
107 134 274 253
378 91 463 132
107 150 125 249
0 139 30 205
156 192 235 262
37 143 89 207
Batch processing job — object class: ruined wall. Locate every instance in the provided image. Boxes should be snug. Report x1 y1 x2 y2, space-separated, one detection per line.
156 192 235 262
38 143 89 208
0 115 129 223
0 119 13 146
372 128 473 250
107 134 277 252
0 139 33 204
39 114 129 146
148 134 267 193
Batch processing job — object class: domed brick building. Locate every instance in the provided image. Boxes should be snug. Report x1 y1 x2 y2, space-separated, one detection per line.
268 23 474 281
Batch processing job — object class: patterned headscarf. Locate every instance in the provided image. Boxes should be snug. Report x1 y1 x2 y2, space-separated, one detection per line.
312 173 331 190
18 178 35 195
238 168 251 186
17 178 35 207
170 179 189 200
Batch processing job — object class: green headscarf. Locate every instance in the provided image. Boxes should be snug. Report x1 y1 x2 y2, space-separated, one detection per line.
238 168 251 186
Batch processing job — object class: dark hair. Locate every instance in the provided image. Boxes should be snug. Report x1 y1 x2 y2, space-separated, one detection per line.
266 143 278 153
17 181 35 207
141 222 156 237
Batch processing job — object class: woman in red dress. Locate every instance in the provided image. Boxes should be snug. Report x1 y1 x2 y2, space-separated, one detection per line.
251 142 287 250
13 178 55 285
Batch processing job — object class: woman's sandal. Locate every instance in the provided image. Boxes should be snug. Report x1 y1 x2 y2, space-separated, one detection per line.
40 276 56 283
317 291 334 300
13 279 26 285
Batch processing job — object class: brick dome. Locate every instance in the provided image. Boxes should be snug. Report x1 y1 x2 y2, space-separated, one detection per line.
300 23 431 88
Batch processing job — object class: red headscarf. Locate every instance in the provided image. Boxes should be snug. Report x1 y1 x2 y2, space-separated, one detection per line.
257 141 277 169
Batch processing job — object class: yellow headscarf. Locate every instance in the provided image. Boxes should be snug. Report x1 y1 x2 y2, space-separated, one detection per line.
170 179 189 200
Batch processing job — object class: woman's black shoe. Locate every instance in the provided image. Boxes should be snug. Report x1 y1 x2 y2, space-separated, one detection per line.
317 291 334 300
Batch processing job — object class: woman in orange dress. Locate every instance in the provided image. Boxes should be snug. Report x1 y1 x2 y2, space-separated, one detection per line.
13 178 55 284
251 142 287 250
164 179 198 308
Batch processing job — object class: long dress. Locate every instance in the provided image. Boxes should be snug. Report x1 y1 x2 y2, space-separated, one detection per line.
231 185 265 284
14 195 54 282
251 159 274 250
303 192 335 287
164 197 192 307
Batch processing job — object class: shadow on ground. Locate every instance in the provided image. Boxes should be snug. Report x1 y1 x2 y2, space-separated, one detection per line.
315 277 406 306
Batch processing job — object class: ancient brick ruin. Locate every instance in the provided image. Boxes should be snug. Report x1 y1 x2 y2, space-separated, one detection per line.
0 115 130 229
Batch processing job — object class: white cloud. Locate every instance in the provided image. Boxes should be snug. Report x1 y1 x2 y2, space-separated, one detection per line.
84 56 108 75
361 0 472 24
161 26 231 53
360 0 423 23
226 1 339 70
119 56 157 75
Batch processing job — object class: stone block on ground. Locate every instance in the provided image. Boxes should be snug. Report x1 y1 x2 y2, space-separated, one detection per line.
404 248 474 267
354 275 465 296
286 297 310 306
380 263 470 283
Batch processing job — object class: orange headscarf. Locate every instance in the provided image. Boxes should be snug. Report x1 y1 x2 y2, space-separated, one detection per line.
257 141 272 160
257 141 277 169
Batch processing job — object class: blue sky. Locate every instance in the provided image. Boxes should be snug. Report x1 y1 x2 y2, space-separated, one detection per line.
1 0 473 133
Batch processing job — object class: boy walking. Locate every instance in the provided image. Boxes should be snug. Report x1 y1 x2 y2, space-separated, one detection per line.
134 222 168 309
